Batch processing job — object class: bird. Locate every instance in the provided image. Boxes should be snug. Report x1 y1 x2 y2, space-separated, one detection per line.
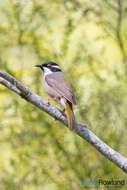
35 62 76 130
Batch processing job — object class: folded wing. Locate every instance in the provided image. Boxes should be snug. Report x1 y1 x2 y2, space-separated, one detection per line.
45 72 76 105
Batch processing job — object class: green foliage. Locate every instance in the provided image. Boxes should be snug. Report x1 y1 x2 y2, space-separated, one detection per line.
0 0 127 189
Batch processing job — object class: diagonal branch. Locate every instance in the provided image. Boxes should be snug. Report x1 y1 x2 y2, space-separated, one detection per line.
0 70 127 173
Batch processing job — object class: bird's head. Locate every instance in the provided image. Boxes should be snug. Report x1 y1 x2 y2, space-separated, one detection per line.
35 62 61 75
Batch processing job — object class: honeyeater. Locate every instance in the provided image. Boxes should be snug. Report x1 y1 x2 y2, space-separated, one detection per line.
35 62 76 130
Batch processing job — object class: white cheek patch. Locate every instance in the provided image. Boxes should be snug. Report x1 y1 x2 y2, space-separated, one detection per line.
43 67 52 75
60 98 66 108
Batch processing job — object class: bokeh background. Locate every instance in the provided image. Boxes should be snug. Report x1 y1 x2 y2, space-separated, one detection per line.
0 0 127 189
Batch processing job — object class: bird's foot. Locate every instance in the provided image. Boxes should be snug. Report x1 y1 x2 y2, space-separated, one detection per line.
62 108 65 113
59 108 66 116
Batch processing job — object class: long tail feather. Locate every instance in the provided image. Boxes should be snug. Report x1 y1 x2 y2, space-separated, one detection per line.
66 102 76 130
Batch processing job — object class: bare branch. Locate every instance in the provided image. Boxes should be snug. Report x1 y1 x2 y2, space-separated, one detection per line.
0 70 127 173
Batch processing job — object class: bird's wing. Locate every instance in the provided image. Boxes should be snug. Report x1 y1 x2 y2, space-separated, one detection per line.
45 72 76 105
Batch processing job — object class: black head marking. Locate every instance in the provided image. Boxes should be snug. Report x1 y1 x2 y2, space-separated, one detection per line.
42 62 58 67
42 62 61 72
35 62 61 72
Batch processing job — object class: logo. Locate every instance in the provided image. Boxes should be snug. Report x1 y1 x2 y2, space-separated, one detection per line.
81 178 125 187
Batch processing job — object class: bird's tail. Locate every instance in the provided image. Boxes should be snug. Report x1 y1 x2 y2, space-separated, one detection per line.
66 101 76 130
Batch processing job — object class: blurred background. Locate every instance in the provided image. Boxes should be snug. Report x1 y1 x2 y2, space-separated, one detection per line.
0 0 127 189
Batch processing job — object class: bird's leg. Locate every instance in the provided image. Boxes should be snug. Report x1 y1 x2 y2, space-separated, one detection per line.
62 108 65 113
59 108 66 117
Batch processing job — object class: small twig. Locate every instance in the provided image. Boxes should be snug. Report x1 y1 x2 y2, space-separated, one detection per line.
116 0 126 62
0 70 127 173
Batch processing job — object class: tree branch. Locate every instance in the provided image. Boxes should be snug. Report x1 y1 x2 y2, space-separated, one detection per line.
0 70 127 173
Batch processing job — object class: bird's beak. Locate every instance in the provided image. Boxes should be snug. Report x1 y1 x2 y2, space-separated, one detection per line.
35 64 41 68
